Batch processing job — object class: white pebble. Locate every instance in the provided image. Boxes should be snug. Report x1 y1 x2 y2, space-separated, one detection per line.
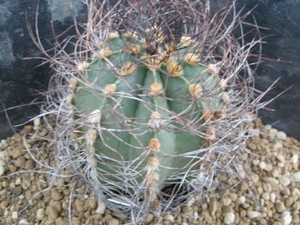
0 164 5 176
259 161 266 170
262 192 270 201
290 154 299 164
15 177 21 185
290 172 300 182
281 211 292 225
193 211 199 219
19 219 29 225
12 211 18 219
277 162 284 168
279 175 291 187
277 131 287 140
292 188 300 197
252 159 260 166
0 140 8 149
96 200 106 214
265 177 279 185
33 117 41 126
247 211 261 218
236 196 246 205
270 192 276 203
223 212 235 224
264 163 273 172
273 142 283 150
0 151 8 161
269 128 278 139
164 214 175 222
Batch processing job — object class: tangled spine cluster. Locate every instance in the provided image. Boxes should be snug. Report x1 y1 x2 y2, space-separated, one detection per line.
28 0 265 223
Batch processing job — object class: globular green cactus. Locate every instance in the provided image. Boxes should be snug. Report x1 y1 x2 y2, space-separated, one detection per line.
30 0 262 223
71 30 225 204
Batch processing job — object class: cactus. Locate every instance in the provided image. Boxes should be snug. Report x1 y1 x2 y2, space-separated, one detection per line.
29 0 263 223
72 31 225 206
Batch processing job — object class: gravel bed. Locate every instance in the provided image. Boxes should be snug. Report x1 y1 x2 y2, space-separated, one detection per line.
0 116 299 225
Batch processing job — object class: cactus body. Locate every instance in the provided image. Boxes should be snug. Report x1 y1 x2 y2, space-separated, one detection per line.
73 33 224 193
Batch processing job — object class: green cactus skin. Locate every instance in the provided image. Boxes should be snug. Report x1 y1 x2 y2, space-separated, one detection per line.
70 29 226 210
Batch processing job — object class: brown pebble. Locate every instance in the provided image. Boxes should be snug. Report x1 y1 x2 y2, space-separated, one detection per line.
9 146 23 159
75 199 85 212
209 201 218 216
87 199 97 209
7 163 17 173
285 197 295 207
23 125 33 133
71 217 80 225
25 159 36 169
46 206 58 220
144 214 154 223
275 202 286 213
201 210 213 223
50 200 62 212
55 217 69 225
51 189 63 201
0 201 8 209
15 156 26 167
108 218 119 225
228 193 238 202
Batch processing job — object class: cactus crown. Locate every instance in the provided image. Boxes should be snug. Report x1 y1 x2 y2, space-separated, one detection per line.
30 0 261 223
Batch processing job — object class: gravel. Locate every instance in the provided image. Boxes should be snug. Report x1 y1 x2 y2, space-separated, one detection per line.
0 116 300 225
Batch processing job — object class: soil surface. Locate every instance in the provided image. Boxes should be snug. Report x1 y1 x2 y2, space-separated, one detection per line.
0 116 300 225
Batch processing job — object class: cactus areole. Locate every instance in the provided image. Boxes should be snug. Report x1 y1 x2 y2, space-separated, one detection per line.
71 30 225 206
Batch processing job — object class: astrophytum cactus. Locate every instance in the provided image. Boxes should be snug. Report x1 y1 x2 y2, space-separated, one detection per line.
29 0 263 223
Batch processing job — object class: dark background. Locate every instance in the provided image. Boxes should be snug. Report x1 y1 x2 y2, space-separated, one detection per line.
0 0 299 140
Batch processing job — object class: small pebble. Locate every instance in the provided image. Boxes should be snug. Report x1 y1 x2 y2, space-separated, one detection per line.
223 212 235 224
19 219 29 225
144 214 154 223
290 154 299 164
264 163 273 172
290 171 300 182
270 192 276 203
15 177 21 185
252 159 260 166
164 214 175 222
96 200 106 214
0 164 5 176
277 131 287 140
279 174 291 187
269 128 278 139
12 211 18 219
281 211 292 225
276 154 285 163
33 117 41 126
107 218 119 225
209 201 218 215
275 202 286 213
36 208 45 220
236 196 246 205
247 211 260 219
259 161 266 170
